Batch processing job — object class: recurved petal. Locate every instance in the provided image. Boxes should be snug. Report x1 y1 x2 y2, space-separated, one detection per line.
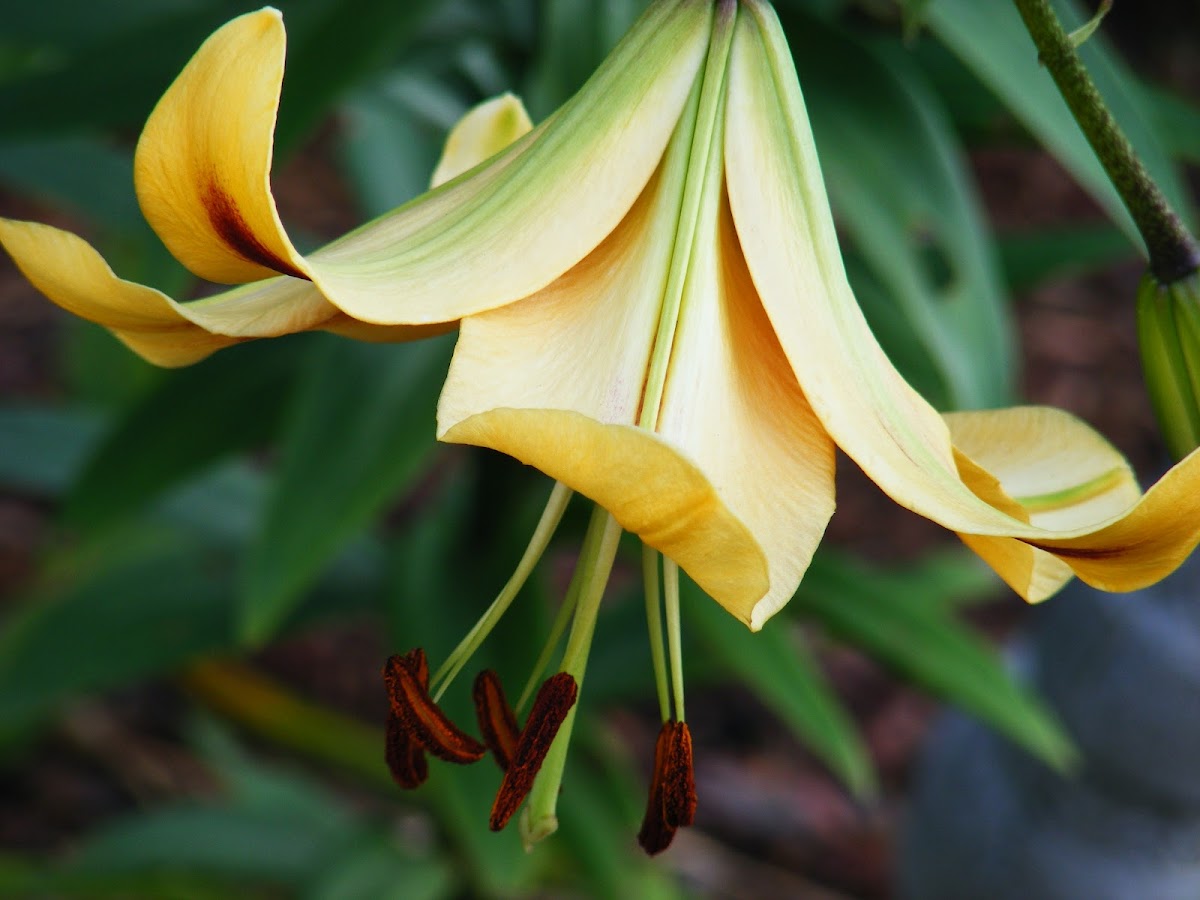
443 410 769 609
946 408 1140 601
725 2 1021 539
1023 448 1200 592
725 2 1200 592
0 218 428 366
430 94 534 189
134 8 310 285
0 218 239 366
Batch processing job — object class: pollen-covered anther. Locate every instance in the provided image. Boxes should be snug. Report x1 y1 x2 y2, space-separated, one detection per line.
383 648 430 788
489 672 579 831
473 669 520 772
637 719 698 855
382 648 486 766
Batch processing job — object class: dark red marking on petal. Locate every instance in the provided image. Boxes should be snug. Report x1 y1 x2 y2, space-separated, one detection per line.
203 182 309 279
1024 541 1124 561
637 720 697 855
382 651 485 765
473 670 520 772
489 672 578 831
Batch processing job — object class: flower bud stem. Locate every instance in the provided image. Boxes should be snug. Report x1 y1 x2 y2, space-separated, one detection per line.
1012 0 1200 283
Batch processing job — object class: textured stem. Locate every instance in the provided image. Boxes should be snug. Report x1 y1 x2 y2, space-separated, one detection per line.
1012 0 1199 283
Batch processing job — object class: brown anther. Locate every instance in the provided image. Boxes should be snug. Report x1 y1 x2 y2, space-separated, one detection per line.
473 670 520 772
637 720 698 855
489 672 578 831
383 649 430 788
384 711 429 788
382 649 485 765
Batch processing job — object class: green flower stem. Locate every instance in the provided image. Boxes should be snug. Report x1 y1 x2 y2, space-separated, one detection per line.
643 547 671 721
1012 0 1199 283
663 559 686 721
520 508 623 846
431 481 573 701
517 559 584 713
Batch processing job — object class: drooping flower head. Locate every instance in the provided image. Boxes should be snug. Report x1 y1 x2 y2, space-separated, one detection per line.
5 0 1200 853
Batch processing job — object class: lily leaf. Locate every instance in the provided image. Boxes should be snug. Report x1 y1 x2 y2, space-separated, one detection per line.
66 337 309 531
0 404 104 494
794 554 1077 772
0 537 233 742
682 574 876 799
925 0 1192 243
786 13 1015 409
239 336 451 646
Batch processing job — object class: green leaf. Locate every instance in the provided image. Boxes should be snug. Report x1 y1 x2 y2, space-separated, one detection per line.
0 404 105 493
339 72 468 218
0 2 250 137
307 837 455 900
1 0 208 50
1139 80 1200 166
274 0 444 152
0 136 141 228
925 0 1193 244
66 337 308 531
787 14 1015 409
0 538 232 740
998 223 1132 291
72 808 347 886
524 0 647 119
794 555 1077 771
240 336 451 645
682 575 876 798
0 858 258 900
557 735 684 900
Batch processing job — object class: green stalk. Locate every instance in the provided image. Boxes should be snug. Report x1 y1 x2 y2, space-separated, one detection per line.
1011 0 1199 283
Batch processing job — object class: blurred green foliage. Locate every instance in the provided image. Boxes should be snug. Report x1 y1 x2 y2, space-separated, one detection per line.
0 0 1196 895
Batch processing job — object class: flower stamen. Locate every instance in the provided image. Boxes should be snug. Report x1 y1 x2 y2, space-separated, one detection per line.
473 669 521 772
637 719 698 855
490 672 579 831
383 649 486 765
431 482 573 702
384 648 431 788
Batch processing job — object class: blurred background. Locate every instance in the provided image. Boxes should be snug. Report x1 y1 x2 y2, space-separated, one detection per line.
0 0 1196 897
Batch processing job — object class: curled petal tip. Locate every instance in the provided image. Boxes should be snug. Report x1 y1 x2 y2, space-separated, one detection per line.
134 6 307 285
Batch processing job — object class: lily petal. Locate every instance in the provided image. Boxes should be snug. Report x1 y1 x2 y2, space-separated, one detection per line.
302 0 712 326
438 154 772 614
1026 449 1200 592
726 0 1200 595
0 218 241 366
946 407 1139 601
725 2 1018 538
132 0 711 329
0 89 533 365
430 93 534 189
656 191 836 629
0 218 437 366
443 410 769 610
134 8 309 284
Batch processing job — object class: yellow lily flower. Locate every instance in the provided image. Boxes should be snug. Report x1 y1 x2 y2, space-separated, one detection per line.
6 0 1200 851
